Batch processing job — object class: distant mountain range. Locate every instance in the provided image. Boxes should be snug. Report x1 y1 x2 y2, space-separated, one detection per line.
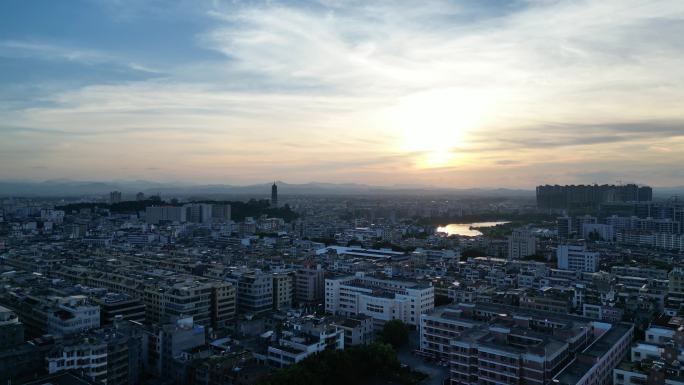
0 179 537 198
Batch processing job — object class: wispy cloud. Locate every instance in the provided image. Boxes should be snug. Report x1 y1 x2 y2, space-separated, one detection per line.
1 0 684 186
0 39 162 74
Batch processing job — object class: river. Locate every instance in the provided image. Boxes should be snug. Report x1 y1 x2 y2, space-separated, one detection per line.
436 221 509 236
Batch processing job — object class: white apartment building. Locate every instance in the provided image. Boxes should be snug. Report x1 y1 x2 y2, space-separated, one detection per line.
507 228 537 260
325 272 434 327
266 325 344 368
557 244 600 273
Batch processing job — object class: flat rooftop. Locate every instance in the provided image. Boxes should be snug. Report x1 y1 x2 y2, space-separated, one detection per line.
553 323 633 385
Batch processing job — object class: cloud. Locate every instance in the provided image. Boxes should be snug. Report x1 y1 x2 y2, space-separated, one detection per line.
0 40 161 74
1 0 684 186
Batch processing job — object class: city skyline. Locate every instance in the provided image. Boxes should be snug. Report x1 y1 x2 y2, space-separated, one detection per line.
2 0 684 187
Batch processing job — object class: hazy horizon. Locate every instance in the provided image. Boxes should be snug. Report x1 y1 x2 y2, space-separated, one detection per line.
2 0 684 187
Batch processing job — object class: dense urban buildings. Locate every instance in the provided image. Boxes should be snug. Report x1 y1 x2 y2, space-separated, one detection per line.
2 0 682 384
0 182 681 385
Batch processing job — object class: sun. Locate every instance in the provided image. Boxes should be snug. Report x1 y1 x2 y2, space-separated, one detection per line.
389 88 489 168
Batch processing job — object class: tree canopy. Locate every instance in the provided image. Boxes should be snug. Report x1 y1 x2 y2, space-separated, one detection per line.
260 343 420 385
377 320 410 349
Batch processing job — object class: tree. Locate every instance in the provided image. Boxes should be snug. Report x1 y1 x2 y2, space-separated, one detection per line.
460 248 486 261
378 320 410 349
260 343 412 385
587 230 601 242
435 295 453 307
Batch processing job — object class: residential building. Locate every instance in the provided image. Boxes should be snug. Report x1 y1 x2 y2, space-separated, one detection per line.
0 305 23 348
295 265 325 305
557 244 600 273
145 317 206 378
325 272 434 327
92 293 146 326
110 191 122 204
145 206 185 225
47 295 100 337
331 314 374 346
553 323 634 385
420 303 596 385
507 228 536 260
262 318 343 368
230 270 273 315
272 273 293 310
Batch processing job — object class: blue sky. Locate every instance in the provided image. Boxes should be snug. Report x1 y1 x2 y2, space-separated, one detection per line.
1 0 683 187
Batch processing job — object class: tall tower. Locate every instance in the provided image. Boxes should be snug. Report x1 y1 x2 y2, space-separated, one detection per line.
271 182 278 208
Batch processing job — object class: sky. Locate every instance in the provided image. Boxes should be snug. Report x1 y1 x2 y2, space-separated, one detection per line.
1 0 683 188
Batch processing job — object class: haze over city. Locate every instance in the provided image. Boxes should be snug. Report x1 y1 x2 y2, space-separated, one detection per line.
2 0 684 187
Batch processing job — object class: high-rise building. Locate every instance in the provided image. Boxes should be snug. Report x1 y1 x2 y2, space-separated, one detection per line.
145 206 185 224
184 203 213 224
211 204 231 222
272 273 293 310
536 184 652 210
271 182 278 207
557 216 573 239
295 265 325 305
135 192 145 201
110 191 122 204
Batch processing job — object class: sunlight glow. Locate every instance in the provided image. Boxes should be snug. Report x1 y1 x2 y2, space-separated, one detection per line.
389 88 490 168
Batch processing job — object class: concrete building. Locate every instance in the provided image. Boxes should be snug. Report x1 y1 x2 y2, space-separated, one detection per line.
184 203 213 224
553 323 634 385
0 336 56 384
0 305 23 348
537 184 651 210
210 282 236 329
211 204 231 222
507 228 536 260
47 295 100 337
93 293 146 326
271 182 278 208
613 319 684 385
110 191 122 204
557 244 600 273
295 265 325 305
420 303 596 385
558 216 574 239
272 273 293 310
53 268 235 329
47 337 108 383
331 314 374 346
230 270 273 315
582 223 615 242
325 272 434 328
145 206 185 225
145 317 206 378
263 318 343 368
